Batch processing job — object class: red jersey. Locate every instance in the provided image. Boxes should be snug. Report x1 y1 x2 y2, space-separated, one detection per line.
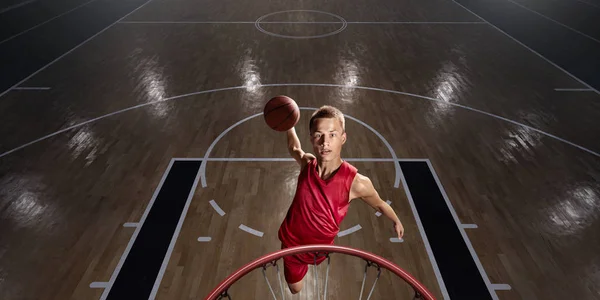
278 159 358 251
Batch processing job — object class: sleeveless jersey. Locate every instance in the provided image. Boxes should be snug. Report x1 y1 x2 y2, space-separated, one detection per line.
278 159 358 251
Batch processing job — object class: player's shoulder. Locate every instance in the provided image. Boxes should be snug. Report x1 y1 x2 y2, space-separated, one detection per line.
344 161 359 173
300 153 316 169
351 173 373 193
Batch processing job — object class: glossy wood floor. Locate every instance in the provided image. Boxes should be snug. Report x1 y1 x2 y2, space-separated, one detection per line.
1 0 600 299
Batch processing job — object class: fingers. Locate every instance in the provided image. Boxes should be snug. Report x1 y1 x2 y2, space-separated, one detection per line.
395 224 404 239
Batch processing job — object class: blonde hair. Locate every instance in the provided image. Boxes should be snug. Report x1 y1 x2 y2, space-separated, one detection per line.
309 105 345 133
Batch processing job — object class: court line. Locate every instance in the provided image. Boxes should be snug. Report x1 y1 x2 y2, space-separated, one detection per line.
0 0 36 15
11 87 51 90
148 161 202 299
120 21 256 24
197 237 212 242
255 10 347 39
239 224 264 237
203 157 400 162
89 281 109 288
491 284 512 290
169 157 207 161
554 88 594 92
397 161 450 299
1 83 598 160
451 0 600 96
337 224 362 237
425 159 498 300
0 0 154 100
99 158 174 300
0 0 100 45
347 21 486 24
119 21 486 24
572 0 600 8
200 113 261 188
341 112 401 188
182 158 427 162
209 200 226 216
504 0 600 43
205 157 292 161
199 107 402 188
460 224 478 229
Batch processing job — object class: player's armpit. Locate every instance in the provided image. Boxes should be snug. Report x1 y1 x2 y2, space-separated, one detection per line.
288 146 305 165
301 153 316 168
351 174 404 238
289 147 315 169
350 174 380 208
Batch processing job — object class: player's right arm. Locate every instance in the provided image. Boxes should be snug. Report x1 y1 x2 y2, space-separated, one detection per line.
287 127 314 169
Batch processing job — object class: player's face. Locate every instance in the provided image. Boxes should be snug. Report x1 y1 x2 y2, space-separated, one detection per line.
310 118 346 161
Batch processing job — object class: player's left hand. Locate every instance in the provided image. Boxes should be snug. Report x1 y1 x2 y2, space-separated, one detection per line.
394 221 404 239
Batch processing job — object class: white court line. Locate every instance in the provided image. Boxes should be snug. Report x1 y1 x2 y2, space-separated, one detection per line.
337 224 362 237
200 113 261 187
1 83 599 160
11 87 51 90
197 237 212 242
0 0 99 45
206 157 294 161
184 158 428 162
375 200 392 217
491 284 512 290
199 107 402 188
0 0 36 14
389 237 404 243
450 1 600 96
122 222 139 228
426 159 498 300
398 162 451 300
169 157 203 161
572 0 600 8
149 162 202 299
461 224 479 229
89 282 109 289
209 200 226 216
99 158 174 300
0 0 154 99
120 21 255 24
254 10 346 40
504 0 600 44
239 224 264 237
203 157 396 162
554 88 594 92
119 21 485 24
347 21 486 24
396 158 436 162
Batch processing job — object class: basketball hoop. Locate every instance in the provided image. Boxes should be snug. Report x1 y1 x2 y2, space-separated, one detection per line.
204 244 436 300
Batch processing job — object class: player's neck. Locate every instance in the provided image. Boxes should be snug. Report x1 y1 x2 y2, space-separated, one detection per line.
316 157 343 179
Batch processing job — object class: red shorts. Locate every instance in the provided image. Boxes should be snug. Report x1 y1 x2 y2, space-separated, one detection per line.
281 244 328 284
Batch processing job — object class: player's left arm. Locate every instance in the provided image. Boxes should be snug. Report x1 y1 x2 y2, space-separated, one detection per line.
350 173 404 239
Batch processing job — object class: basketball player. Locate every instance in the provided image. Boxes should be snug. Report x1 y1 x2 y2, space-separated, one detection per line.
278 105 405 294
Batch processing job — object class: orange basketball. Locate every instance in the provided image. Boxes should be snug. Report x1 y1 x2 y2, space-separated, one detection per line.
263 96 300 131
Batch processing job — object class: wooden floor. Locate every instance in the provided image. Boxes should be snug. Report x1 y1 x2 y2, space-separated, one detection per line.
1 0 600 299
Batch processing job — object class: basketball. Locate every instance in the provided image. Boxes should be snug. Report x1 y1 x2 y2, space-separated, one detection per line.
263 95 300 131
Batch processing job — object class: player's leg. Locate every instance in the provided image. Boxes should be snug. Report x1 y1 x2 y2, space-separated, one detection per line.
283 255 308 294
288 280 304 294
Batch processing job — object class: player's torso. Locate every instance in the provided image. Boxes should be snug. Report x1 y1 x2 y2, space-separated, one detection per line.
280 160 358 244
